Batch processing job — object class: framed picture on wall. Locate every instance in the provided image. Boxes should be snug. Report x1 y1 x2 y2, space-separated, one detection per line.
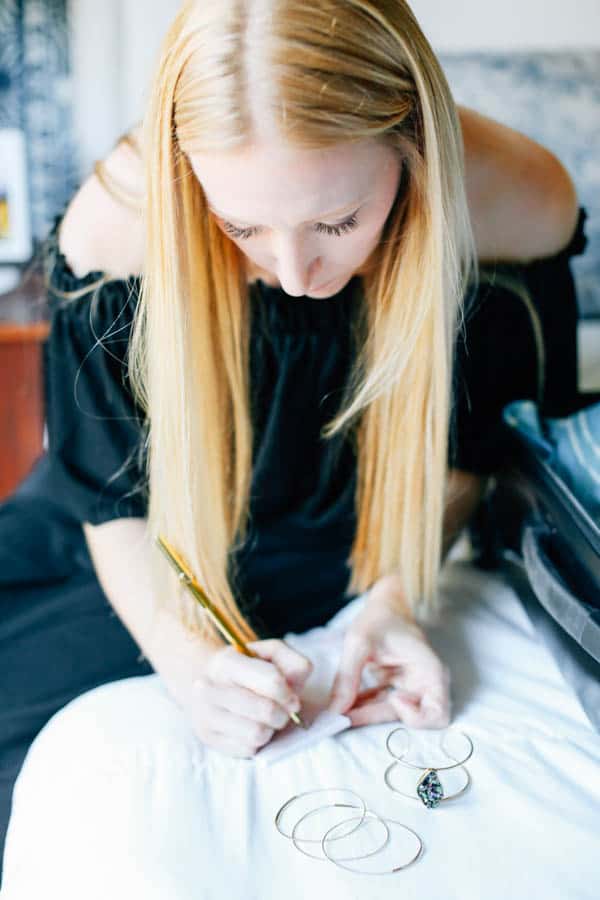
0 128 32 264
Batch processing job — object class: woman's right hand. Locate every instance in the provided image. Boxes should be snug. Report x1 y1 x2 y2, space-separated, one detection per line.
186 639 313 758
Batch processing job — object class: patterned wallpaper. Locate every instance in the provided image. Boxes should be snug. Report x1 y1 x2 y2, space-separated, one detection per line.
0 0 78 252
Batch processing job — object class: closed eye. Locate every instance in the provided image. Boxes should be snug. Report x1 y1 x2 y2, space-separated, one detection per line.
220 211 360 240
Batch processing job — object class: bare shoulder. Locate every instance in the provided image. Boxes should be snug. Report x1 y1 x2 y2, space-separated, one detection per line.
458 105 579 262
58 124 145 280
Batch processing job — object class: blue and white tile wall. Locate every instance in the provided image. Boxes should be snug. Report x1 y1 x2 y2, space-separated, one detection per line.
440 51 600 318
0 0 78 252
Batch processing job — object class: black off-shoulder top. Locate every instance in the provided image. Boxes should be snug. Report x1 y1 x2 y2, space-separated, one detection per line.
40 206 589 637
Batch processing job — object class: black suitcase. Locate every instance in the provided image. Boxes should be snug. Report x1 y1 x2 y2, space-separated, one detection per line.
469 392 600 733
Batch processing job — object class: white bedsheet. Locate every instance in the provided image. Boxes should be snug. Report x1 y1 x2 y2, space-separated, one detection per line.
2 559 599 899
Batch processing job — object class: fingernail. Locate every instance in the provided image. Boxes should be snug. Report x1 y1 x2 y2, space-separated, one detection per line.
288 696 301 713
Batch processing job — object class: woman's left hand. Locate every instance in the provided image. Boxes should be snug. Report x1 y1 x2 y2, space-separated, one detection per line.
326 574 451 729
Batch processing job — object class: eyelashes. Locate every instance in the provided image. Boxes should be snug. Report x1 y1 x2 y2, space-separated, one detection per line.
315 213 359 237
220 211 360 241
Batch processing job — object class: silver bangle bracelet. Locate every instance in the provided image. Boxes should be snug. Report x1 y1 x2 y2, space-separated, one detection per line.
384 725 474 808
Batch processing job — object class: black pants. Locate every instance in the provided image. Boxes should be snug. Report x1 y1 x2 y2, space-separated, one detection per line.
0 209 590 879
0 454 154 880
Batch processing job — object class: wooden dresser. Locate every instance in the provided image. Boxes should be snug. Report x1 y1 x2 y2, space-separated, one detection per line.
0 270 50 502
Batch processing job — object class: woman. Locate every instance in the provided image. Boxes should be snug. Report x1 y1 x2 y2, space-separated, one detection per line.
0 0 587 870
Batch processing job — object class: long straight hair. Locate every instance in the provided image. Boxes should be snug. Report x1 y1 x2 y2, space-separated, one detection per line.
121 0 477 644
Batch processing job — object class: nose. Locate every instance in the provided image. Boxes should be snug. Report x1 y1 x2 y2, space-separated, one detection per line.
272 233 322 296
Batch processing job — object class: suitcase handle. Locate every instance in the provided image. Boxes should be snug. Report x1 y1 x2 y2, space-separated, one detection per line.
522 523 600 664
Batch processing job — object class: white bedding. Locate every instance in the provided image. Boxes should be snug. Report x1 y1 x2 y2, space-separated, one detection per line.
2 559 599 899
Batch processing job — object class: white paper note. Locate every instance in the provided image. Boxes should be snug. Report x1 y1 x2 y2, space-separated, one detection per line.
254 697 351 767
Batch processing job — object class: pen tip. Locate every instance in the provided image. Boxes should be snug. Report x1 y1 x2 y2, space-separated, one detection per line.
292 711 308 729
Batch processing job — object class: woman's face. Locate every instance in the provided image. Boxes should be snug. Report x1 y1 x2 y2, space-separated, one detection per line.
188 138 402 298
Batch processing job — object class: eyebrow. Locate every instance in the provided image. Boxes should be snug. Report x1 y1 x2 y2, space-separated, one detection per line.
207 198 365 227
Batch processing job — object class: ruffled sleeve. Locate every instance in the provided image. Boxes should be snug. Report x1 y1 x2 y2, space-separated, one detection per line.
41 214 149 524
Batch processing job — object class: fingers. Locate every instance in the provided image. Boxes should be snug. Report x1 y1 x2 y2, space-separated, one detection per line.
346 696 451 729
206 705 275 751
189 680 293 758
419 682 451 726
190 639 314 759
396 657 451 726
346 697 398 727
344 689 451 729
370 645 451 716
327 631 372 714
389 692 451 729
199 681 291 731
206 644 303 713
247 639 314 693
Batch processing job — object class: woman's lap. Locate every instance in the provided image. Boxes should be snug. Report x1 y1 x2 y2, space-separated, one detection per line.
3 563 600 900
1 675 208 898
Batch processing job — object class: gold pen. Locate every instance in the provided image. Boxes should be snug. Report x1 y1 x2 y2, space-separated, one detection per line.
156 534 307 729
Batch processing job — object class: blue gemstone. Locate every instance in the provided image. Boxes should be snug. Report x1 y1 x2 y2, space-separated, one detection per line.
417 770 444 808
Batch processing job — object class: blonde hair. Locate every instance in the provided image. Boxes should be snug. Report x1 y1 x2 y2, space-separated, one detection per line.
59 0 478 645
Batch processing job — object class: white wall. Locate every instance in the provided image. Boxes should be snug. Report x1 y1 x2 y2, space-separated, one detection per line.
68 0 600 180
69 0 121 181
410 0 600 52
68 0 179 180
118 1 180 138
